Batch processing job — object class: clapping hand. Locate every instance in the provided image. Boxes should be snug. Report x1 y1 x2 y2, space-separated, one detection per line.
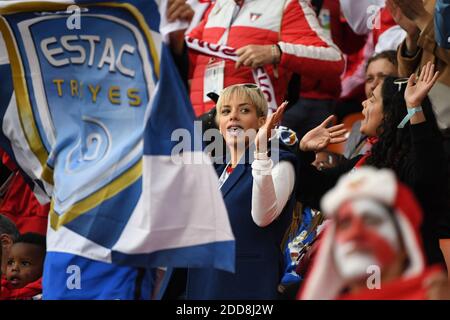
300 116 347 152
255 101 288 153
405 61 439 108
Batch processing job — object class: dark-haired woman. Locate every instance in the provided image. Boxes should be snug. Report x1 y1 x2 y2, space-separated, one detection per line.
297 62 449 266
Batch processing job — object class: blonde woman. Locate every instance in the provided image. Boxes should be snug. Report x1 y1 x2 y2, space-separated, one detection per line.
186 84 296 299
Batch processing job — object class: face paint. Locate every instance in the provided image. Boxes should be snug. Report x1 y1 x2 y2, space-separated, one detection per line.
333 199 400 281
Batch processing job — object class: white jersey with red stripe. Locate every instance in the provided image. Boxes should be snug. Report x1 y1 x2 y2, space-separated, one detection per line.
188 0 344 116
186 0 214 33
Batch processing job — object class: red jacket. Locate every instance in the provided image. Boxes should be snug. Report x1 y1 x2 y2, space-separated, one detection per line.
188 0 344 116
322 0 367 102
298 0 368 101
0 277 42 300
0 151 48 236
372 7 398 46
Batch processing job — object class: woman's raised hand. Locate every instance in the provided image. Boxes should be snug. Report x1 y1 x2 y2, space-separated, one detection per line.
405 61 440 108
300 115 347 152
255 101 288 153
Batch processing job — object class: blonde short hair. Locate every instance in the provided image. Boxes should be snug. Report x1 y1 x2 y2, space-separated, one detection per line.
216 84 268 118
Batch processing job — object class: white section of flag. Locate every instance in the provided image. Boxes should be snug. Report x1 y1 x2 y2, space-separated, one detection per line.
112 152 234 254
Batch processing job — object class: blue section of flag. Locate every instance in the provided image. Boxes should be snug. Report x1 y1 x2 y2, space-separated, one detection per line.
144 44 201 157
43 251 152 300
112 240 235 271
75 0 161 33
5 6 152 204
64 177 142 249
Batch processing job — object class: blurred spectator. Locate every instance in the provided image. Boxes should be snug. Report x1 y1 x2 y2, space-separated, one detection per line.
299 167 450 300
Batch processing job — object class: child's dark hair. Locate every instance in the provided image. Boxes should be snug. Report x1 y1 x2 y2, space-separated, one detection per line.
14 233 46 251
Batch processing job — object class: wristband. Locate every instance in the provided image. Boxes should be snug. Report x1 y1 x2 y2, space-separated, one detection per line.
397 106 423 128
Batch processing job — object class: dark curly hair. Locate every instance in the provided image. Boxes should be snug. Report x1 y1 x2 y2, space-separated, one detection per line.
365 76 441 170
15 232 46 251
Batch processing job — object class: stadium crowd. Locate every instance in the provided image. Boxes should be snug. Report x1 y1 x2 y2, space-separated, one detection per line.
1 0 450 300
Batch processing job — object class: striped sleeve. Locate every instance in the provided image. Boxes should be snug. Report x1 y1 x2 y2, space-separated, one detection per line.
278 0 344 78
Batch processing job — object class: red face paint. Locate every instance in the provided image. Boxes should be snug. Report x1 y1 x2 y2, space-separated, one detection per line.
335 200 399 269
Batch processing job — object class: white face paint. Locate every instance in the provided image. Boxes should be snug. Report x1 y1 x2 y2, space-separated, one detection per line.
333 198 400 281
334 242 379 281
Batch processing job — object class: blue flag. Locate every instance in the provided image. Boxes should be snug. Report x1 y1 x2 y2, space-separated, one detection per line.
0 0 234 278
